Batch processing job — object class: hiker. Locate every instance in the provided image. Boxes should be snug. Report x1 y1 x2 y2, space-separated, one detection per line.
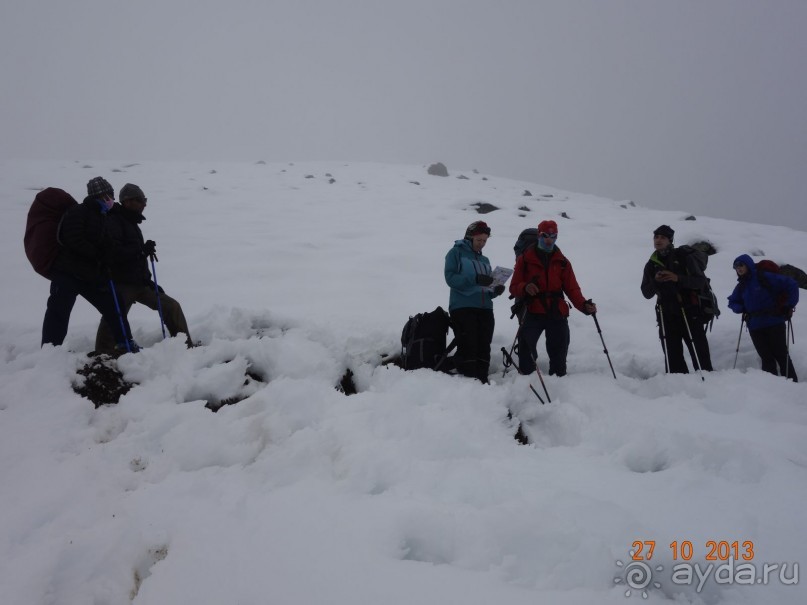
509 220 596 376
41 177 138 352
727 254 798 381
444 221 506 383
95 183 193 353
641 225 713 373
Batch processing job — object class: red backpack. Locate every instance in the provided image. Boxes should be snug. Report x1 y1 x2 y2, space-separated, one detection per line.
23 188 78 278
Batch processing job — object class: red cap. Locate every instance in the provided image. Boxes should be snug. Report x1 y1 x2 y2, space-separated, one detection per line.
537 220 558 235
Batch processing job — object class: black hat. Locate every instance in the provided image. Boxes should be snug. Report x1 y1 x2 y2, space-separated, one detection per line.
119 183 145 201
465 221 491 239
87 177 114 199
653 224 675 241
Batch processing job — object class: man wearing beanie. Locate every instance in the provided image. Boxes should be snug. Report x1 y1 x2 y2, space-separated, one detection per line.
444 220 506 383
509 219 597 377
94 184 193 352
641 224 713 373
41 177 137 352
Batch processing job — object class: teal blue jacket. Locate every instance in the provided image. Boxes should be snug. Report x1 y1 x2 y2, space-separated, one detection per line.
444 239 502 311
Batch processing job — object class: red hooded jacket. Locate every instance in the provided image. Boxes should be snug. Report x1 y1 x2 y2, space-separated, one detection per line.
509 246 588 317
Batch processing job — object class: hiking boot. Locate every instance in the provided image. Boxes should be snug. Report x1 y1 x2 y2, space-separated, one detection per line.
113 340 140 355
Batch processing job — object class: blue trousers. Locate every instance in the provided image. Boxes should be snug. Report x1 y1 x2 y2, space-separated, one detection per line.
42 270 132 348
517 313 570 376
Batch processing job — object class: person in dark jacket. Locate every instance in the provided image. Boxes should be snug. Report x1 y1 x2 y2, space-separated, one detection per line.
727 254 798 381
641 225 712 374
41 177 137 352
444 221 506 383
95 183 193 353
509 220 596 376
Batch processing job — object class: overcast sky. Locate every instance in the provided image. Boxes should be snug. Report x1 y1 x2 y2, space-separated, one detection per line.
3 0 806 230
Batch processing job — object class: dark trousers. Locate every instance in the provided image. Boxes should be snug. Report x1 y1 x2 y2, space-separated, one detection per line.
42 270 132 347
749 323 797 381
95 283 192 353
450 307 494 383
517 313 570 376
657 306 713 373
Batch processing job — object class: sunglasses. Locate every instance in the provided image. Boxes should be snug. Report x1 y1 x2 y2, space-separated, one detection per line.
733 263 745 269
539 232 558 240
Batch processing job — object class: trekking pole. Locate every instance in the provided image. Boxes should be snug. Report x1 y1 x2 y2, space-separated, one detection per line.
149 253 167 339
502 300 529 377
500 346 544 404
680 307 705 382
108 278 131 353
733 315 745 369
530 351 552 403
501 332 519 377
657 304 670 373
785 318 793 380
587 300 616 379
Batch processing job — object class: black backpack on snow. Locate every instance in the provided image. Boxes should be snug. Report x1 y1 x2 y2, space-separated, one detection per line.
400 307 454 370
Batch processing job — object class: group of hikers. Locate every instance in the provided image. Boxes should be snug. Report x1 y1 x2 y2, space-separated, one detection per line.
31 177 192 354
444 220 800 383
25 179 800 384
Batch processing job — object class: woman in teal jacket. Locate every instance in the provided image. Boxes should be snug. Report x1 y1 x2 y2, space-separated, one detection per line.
444 221 505 382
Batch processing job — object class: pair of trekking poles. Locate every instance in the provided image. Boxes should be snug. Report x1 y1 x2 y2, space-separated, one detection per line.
501 297 617 404
657 303 707 382
732 313 796 379
108 253 167 353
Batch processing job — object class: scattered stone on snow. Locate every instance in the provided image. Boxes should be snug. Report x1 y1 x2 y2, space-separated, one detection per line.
427 162 449 177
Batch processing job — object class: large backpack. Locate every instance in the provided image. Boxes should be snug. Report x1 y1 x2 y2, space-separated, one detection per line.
24 188 78 278
400 306 454 370
755 260 790 315
676 245 721 327
513 228 538 258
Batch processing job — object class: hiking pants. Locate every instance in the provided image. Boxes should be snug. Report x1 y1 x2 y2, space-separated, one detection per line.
42 270 132 347
657 306 713 374
95 283 192 354
749 322 798 381
450 307 494 383
517 313 570 377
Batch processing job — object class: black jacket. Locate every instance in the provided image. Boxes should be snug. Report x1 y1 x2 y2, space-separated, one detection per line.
641 246 708 314
52 197 115 282
107 204 151 286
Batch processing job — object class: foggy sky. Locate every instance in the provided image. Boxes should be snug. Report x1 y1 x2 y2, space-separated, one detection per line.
2 0 806 230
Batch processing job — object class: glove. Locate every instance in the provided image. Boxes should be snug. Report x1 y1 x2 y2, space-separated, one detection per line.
148 280 165 294
143 240 157 256
476 274 495 287
583 299 597 316
493 284 505 296
782 307 794 320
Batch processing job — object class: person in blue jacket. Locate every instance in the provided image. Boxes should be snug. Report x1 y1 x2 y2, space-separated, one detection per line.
727 254 799 381
444 221 506 383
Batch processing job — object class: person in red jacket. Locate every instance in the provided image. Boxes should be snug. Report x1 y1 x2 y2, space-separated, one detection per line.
509 220 596 376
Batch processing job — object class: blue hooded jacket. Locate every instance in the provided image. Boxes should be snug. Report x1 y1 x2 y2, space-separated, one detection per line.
444 239 502 311
727 254 799 330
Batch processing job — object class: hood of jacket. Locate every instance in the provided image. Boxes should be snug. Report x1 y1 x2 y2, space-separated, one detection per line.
733 254 756 279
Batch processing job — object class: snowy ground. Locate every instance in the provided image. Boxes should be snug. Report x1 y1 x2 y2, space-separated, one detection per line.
1 160 805 604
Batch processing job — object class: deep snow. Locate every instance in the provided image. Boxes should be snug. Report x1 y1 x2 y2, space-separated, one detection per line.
1 160 805 604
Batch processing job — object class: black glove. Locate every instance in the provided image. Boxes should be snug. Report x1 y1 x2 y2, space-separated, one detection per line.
143 240 157 256
782 306 794 320
148 280 165 294
493 284 505 296
476 274 495 287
